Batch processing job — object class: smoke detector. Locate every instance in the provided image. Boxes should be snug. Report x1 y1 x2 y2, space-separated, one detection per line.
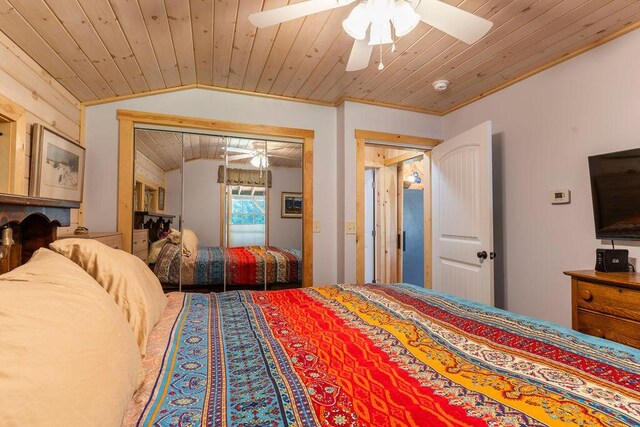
433 80 450 92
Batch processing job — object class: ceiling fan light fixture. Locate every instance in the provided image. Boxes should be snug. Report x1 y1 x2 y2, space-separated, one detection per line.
392 1 420 37
342 3 370 40
369 19 393 45
250 155 261 168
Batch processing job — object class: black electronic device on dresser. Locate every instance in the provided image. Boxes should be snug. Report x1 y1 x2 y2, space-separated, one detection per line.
595 248 629 272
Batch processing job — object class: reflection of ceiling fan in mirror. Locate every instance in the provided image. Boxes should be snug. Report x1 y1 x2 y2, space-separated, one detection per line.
224 142 298 168
249 0 493 72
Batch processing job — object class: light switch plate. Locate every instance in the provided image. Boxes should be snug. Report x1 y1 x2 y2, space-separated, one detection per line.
313 221 321 233
550 189 570 204
345 221 356 234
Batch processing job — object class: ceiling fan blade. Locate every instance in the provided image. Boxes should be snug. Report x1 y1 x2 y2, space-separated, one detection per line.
225 147 252 154
249 0 352 28
226 154 254 161
415 0 493 44
267 153 301 159
346 38 373 72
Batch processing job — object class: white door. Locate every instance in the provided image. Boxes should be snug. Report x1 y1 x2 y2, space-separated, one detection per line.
432 121 494 305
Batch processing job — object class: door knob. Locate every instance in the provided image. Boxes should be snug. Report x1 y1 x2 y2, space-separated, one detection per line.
490 252 497 260
477 251 488 260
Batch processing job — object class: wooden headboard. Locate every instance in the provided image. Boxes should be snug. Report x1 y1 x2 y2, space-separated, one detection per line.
0 194 79 274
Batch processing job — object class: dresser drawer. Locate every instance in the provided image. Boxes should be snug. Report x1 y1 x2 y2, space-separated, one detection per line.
132 230 149 254
576 280 640 321
58 232 122 250
96 234 122 250
577 309 640 349
134 249 148 263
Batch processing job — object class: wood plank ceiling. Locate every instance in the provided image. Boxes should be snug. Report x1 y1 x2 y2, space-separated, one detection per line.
135 129 302 171
0 0 639 113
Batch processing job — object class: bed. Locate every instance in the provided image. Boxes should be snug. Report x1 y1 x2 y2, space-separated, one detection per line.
1 236 639 426
122 284 640 426
154 244 302 287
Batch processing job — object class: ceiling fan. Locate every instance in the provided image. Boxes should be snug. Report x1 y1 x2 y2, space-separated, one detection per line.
224 144 297 168
249 0 493 72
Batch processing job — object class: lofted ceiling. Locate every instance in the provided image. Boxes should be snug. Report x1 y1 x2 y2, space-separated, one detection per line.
135 129 302 171
0 1 638 114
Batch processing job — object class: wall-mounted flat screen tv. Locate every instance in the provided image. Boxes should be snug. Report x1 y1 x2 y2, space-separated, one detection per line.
589 147 640 240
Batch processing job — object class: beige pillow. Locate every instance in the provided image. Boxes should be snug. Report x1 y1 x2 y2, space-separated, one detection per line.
0 249 143 427
50 238 168 354
165 228 199 257
181 228 199 256
148 237 168 264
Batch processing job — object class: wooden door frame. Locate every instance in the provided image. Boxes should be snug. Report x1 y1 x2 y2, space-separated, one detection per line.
117 109 314 286
355 129 441 287
0 94 27 195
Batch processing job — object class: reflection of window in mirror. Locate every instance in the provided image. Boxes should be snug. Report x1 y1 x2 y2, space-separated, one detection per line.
229 185 266 247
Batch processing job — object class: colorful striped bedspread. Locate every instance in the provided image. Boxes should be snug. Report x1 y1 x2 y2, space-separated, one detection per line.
123 284 640 426
154 244 302 286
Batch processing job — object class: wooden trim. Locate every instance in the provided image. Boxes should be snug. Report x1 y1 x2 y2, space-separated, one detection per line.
336 96 442 116
423 151 432 289
355 129 442 147
396 165 403 281
83 83 334 108
117 110 314 139
0 194 80 209
117 118 135 252
118 110 314 286
302 136 313 287
83 84 198 107
441 21 640 116
78 104 86 225
0 94 27 195
355 136 366 284
355 129 434 286
384 152 423 166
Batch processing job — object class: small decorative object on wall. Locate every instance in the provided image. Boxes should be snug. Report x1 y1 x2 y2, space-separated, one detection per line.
158 187 165 210
29 124 85 202
281 192 302 218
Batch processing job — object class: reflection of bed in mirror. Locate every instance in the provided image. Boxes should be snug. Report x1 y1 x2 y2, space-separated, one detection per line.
134 127 304 290
153 240 302 289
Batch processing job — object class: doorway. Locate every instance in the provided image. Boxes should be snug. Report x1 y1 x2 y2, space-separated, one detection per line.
363 143 428 285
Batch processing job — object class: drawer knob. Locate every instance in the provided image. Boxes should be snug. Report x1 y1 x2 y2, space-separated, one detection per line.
592 328 604 338
579 290 593 301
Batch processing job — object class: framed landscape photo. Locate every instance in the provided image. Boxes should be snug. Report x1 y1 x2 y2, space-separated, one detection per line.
29 124 85 202
281 192 302 218
158 187 165 210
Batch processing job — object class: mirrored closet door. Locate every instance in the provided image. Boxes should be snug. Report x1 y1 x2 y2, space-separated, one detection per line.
132 127 303 292
222 138 303 291
133 128 181 289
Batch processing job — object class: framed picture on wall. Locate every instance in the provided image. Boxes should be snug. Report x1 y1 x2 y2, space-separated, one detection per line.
281 192 302 218
158 187 165 210
29 124 85 202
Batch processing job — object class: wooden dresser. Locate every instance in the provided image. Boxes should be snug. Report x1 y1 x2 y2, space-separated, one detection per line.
565 270 640 349
132 229 149 263
58 230 149 263
57 232 122 250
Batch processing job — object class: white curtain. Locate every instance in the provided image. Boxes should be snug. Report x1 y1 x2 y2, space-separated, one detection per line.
229 224 265 247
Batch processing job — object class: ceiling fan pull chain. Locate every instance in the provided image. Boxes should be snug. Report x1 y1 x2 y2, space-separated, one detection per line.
378 44 384 70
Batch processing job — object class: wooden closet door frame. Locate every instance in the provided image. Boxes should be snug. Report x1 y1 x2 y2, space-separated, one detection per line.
117 110 314 287
355 129 441 288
